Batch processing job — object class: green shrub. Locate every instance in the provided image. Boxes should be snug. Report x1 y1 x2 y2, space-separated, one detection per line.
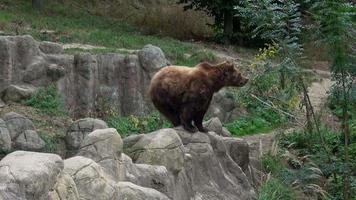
258 178 297 200
22 85 67 116
106 112 172 138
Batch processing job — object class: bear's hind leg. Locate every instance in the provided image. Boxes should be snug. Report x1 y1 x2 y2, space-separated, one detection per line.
152 101 181 126
180 106 198 133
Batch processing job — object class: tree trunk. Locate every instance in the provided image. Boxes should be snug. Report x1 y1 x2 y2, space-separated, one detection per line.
223 10 233 44
32 0 42 13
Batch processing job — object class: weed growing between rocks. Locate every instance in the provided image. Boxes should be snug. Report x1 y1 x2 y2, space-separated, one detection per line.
22 85 67 116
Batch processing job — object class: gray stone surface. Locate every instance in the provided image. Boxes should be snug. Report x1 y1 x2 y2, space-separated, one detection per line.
65 118 108 156
138 44 170 75
1 84 37 103
63 156 117 200
77 128 123 181
124 128 256 200
0 119 11 153
14 130 45 151
207 89 247 123
0 98 5 108
124 128 185 174
0 151 63 200
1 112 45 152
2 112 35 140
39 41 63 54
116 182 170 200
49 172 79 200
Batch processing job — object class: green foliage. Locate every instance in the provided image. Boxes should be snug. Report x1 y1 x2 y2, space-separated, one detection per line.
22 85 67 116
258 178 297 200
224 108 285 136
262 153 285 174
106 112 172 138
278 128 356 199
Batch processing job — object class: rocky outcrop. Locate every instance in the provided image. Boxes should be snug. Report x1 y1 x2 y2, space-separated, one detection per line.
0 117 257 200
0 35 170 118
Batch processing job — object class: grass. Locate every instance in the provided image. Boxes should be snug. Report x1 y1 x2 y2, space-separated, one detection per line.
0 0 215 66
258 178 297 200
105 112 172 138
22 85 67 116
224 108 285 136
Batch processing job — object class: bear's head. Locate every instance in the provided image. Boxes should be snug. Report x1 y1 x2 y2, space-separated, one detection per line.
220 61 249 87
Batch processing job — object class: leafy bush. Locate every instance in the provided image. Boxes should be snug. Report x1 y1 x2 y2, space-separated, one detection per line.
22 85 67 116
106 112 172 138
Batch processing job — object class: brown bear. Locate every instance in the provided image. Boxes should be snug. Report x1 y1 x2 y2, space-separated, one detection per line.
148 61 248 133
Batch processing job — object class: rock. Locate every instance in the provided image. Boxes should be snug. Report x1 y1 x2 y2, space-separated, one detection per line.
46 64 65 82
3 112 35 140
0 151 63 200
203 117 223 135
222 137 250 171
50 172 80 200
39 41 63 54
0 119 11 153
138 44 170 75
124 128 185 174
207 89 247 123
121 154 174 198
77 128 123 181
65 118 108 157
1 84 37 103
0 98 5 108
116 182 170 200
14 130 45 151
64 156 117 200
221 127 232 137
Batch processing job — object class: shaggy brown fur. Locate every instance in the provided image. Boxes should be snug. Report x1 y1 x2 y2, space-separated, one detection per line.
148 61 248 133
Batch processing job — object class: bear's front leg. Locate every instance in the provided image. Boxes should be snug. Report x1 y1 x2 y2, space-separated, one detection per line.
180 106 198 133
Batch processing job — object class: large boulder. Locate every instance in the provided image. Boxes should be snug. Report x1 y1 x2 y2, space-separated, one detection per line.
1 84 37 103
2 112 45 152
138 44 170 75
77 128 123 181
116 182 170 200
0 151 63 200
65 118 108 157
0 119 11 153
63 156 117 200
2 112 35 140
124 128 185 174
14 130 45 151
